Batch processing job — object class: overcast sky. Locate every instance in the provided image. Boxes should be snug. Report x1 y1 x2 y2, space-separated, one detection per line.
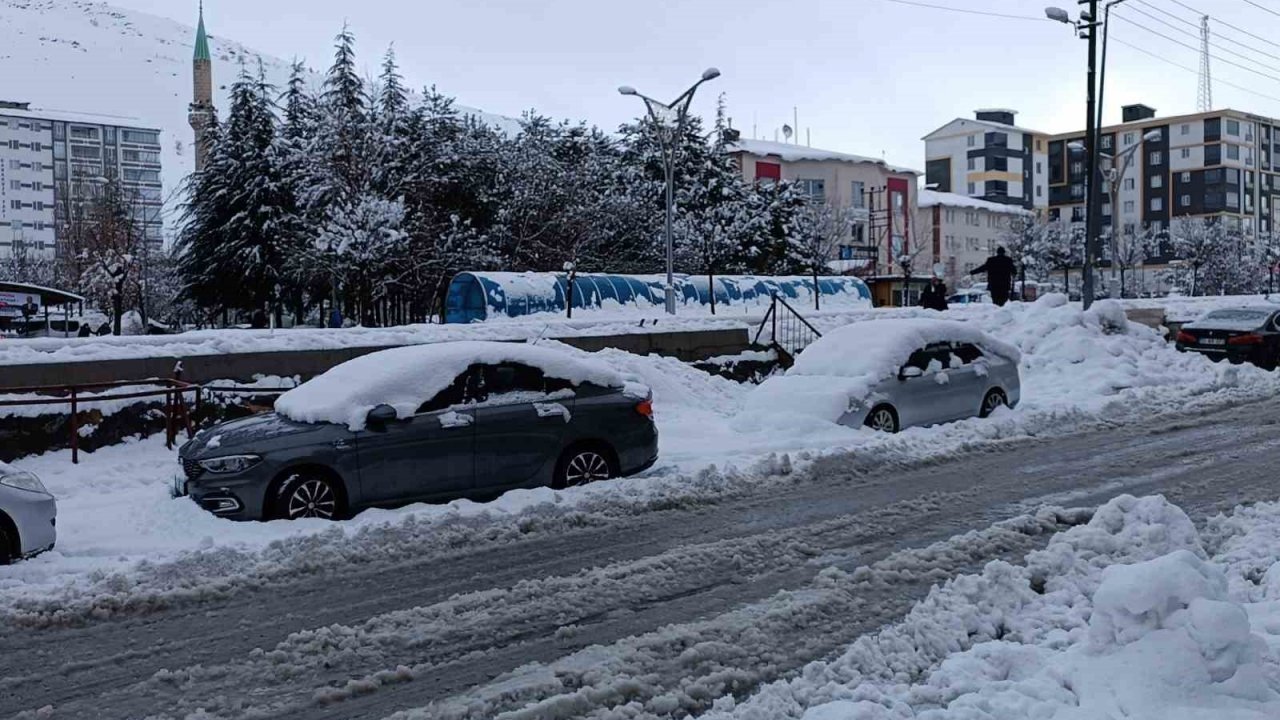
109 0 1280 169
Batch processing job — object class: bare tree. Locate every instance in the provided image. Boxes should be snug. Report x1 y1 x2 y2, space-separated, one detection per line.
789 201 856 310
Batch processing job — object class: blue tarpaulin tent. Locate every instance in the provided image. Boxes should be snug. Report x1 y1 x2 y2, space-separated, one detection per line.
445 272 871 323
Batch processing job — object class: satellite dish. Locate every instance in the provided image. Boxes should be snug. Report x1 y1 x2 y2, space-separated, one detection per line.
782 124 793 141
933 263 945 278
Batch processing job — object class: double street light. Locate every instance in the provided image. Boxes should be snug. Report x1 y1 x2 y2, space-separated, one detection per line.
619 68 721 315
1047 0 1129 309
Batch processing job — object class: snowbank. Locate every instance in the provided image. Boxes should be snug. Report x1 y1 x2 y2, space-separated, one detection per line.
704 494 1280 719
273 341 624 431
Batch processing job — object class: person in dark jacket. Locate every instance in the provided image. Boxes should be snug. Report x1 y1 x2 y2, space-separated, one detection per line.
970 247 1016 306
918 278 949 311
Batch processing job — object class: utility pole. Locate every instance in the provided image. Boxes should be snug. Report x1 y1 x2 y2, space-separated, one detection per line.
1083 0 1101 310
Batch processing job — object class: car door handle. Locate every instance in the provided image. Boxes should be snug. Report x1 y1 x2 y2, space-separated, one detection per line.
333 439 352 451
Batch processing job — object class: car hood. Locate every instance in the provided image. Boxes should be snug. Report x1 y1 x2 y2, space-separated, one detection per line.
184 412 336 457
1182 318 1266 332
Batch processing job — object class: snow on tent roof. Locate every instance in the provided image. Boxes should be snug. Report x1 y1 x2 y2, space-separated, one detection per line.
728 139 920 176
274 341 625 431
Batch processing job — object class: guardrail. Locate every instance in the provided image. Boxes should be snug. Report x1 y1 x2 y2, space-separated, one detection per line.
0 368 290 464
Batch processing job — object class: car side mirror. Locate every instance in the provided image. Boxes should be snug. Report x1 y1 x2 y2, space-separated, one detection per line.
367 404 398 426
899 366 924 380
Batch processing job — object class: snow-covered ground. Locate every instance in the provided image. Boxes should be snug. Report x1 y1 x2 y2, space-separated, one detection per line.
701 493 1280 719
3 294 1279 620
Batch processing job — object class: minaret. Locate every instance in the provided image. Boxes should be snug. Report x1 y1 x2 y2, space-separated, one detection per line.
188 1 215 173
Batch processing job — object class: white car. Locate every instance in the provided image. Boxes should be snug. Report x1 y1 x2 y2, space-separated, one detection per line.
0 462 56 563
747 319 1022 433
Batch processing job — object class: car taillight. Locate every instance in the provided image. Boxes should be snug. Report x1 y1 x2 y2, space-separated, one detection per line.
1229 333 1264 345
1176 330 1197 344
634 399 653 418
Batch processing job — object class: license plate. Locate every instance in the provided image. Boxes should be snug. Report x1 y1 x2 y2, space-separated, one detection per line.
1201 338 1226 346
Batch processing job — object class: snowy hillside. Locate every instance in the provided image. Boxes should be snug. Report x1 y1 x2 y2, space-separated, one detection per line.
0 0 518 234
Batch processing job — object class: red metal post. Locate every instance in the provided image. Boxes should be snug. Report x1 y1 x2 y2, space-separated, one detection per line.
70 387 78 464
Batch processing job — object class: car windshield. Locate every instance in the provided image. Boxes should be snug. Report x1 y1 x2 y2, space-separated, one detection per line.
1204 309 1271 323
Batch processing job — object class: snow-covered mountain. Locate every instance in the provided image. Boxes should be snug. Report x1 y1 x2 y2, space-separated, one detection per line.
0 0 518 232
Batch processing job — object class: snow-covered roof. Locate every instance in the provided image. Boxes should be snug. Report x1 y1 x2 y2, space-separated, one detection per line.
274 340 626 431
918 189 1034 216
729 139 920 176
0 105 159 132
922 116 1045 141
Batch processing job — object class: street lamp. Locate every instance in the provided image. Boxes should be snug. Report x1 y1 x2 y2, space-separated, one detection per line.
618 68 721 315
1047 3 1105 309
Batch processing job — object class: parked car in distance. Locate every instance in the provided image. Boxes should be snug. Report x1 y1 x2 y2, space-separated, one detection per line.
747 319 1021 433
948 289 991 305
0 462 57 564
1176 306 1280 369
175 341 658 521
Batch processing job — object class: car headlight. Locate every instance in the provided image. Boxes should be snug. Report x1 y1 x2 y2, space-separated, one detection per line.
0 470 50 495
198 455 262 474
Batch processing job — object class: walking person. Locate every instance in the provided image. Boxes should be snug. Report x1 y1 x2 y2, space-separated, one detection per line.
970 247 1016 306
918 278 949 311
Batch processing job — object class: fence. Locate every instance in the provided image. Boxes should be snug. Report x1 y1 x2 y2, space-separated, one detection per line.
0 371 290 464
753 293 824 365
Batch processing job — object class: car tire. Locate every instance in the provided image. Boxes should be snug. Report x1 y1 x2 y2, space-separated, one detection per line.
864 405 899 433
274 471 345 521
980 389 1009 418
553 444 617 489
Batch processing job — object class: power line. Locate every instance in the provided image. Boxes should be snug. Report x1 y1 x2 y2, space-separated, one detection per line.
1122 5 1280 74
1112 14 1280 85
1111 36 1280 105
1137 0 1280 64
878 0 1049 22
1242 0 1280 19
1160 0 1280 52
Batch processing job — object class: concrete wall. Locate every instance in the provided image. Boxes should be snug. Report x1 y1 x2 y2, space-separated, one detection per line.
1 328 753 388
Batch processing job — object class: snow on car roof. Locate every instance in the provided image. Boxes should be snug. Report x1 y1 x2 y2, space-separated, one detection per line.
274 341 625 431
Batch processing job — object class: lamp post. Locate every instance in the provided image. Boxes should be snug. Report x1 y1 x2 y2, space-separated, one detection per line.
1047 3 1104 309
619 68 721 315
1069 128 1160 298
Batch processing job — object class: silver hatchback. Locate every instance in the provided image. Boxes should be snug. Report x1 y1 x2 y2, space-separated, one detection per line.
750 319 1021 433
0 463 57 563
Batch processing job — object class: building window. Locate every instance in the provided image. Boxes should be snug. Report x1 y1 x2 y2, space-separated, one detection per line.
1228 145 1240 160
7 180 18 191
69 126 99 140
1071 184 1084 198
9 200 20 210
1036 185 1043 197
1228 192 1240 207
967 182 976 194
1124 200 1135 213
851 181 865 208
967 135 976 147
1101 135 1113 150
1151 175 1163 189
1181 123 1190 135
1124 178 1136 190
70 145 100 159
1071 161 1084 174
1228 119 1241 136
1182 171 1192 182
1036 161 1042 174
121 129 159 145
1181 148 1191 159
967 157 976 171
796 178 825 202
1124 132 1135 145
1151 197 1164 211
1150 151 1163 165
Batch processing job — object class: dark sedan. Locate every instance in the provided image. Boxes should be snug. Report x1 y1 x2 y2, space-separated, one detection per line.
175 343 658 521
1176 306 1280 369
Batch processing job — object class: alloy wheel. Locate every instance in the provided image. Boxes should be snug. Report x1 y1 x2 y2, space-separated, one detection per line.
564 451 611 486
867 408 897 433
982 391 1007 418
286 478 337 520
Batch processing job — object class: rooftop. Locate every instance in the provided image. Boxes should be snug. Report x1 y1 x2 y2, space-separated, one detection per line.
728 138 920 175
918 189 1034 215
0 104 159 132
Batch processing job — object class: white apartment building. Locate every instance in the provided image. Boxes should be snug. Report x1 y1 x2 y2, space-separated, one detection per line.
0 101 163 261
917 189 1033 291
922 109 1048 211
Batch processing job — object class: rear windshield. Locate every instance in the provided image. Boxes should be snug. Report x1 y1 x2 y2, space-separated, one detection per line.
1204 309 1272 322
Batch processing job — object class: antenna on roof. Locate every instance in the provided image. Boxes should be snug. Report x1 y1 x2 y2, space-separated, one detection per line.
782 124 793 143
793 106 799 144
806 128 811 147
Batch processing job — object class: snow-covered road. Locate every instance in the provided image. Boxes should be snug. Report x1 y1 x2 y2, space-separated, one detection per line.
4 391 1280 719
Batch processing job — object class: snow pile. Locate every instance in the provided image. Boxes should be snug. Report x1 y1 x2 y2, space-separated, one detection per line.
706 494 1280 720
745 319 1019 423
274 341 624 431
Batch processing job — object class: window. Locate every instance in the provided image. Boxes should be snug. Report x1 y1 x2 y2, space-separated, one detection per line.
33 201 43 211
53 143 65 160
851 181 865 208
1036 185 1043 197
1181 148 1191 159
1181 124 1190 135
1228 192 1240 208
70 145 100 159
7 140 17 150
417 371 478 413
797 178 825 202
1206 144 1222 165
11 220 21 230
966 211 979 226
1101 135 1113 150
967 135 976 147
31 162 42 173
1036 161 1042 174
1150 151 1163 165
1071 184 1084 198
1124 200 1135 213
30 142 41 152
1228 119 1241 136
1124 132 1135 145
7 180 18 191
954 344 985 365
120 129 159 145
1228 145 1240 161
69 126 99 140
9 200 20 210
1071 161 1084 174
32 181 42 192
1124 178 1136 190
1151 175 1163 189
1151 197 1164 211
52 123 65 140
967 182 976 194
8 160 18 170
967 157 976 171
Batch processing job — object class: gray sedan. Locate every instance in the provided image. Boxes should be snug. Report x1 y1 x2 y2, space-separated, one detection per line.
176 348 658 521
0 463 57 563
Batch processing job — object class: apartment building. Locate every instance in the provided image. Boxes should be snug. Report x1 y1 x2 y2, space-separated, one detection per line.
727 138 920 275
922 109 1048 211
917 189 1033 291
0 101 163 260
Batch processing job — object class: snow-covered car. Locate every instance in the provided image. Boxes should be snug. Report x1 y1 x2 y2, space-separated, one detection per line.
1176 306 1280 369
175 341 658 521
947 289 991 305
747 319 1021 433
0 462 56 563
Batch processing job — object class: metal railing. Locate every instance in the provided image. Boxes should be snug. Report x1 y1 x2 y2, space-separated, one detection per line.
753 293 823 364
0 372 291 464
